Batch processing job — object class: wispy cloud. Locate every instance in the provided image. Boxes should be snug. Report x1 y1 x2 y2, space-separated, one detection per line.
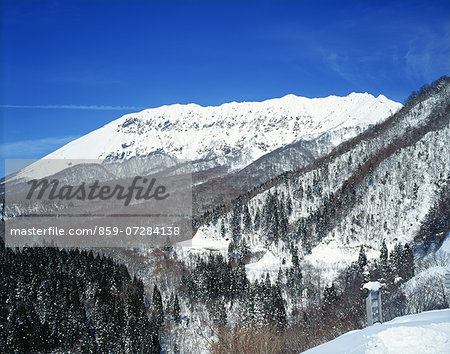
404 25 450 83
0 104 145 110
0 135 80 158
321 50 356 85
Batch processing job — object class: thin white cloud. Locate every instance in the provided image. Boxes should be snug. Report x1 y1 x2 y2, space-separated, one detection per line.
0 135 80 158
404 25 450 83
0 104 145 110
318 48 360 86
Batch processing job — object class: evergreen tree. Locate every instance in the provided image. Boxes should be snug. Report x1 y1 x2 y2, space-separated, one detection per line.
172 294 181 324
242 288 256 324
272 282 287 330
291 245 300 268
390 243 404 278
233 259 248 296
263 191 281 242
322 283 337 310
358 246 367 271
163 234 172 253
239 238 249 260
285 266 303 301
231 199 243 239
401 243 415 280
276 267 283 287
278 201 289 241
286 196 293 216
220 221 226 238
253 210 261 230
243 204 252 232
152 285 164 328
298 221 312 254
227 239 237 261
380 239 389 272
251 280 265 325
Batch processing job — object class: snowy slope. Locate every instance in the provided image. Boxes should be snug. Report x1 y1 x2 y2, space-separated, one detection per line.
194 77 450 283
303 309 450 354
36 93 400 174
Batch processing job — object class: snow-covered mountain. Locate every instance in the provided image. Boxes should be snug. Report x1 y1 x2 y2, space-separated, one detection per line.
42 92 401 174
7 92 401 218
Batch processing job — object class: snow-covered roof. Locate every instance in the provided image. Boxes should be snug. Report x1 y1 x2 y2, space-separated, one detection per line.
363 281 382 292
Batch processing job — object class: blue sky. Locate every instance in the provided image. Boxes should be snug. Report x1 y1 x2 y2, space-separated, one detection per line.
1 0 449 176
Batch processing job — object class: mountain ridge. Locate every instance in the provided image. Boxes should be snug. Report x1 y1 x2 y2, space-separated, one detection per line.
37 92 401 174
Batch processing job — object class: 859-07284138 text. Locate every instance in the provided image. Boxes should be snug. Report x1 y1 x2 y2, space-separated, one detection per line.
8 226 181 237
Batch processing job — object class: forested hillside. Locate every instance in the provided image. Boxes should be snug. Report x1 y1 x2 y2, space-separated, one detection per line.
196 76 449 270
0 238 161 353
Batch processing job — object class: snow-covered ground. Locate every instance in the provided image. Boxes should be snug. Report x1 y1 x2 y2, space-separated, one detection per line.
405 234 450 291
246 250 283 281
176 231 287 281
303 309 450 354
174 232 229 269
303 239 381 283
